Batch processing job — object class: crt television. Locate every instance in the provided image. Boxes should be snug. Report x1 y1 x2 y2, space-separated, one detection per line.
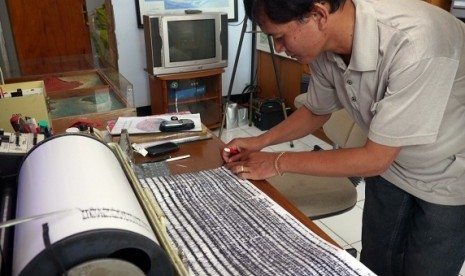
143 12 228 76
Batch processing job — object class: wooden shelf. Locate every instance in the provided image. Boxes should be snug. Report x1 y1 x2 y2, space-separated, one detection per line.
149 69 224 129
256 51 307 110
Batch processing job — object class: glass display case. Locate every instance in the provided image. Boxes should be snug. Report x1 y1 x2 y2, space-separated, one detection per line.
5 66 135 133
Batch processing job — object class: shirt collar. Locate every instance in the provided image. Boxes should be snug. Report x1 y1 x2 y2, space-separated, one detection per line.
346 0 379 71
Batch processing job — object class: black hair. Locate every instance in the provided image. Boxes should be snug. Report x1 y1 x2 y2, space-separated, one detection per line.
243 0 345 24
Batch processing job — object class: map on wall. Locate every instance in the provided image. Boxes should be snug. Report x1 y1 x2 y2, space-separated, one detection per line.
136 0 238 27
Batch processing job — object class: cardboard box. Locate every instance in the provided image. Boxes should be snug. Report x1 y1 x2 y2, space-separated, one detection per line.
0 81 51 133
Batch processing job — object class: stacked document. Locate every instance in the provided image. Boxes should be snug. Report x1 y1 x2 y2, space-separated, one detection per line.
110 113 209 144
110 113 202 135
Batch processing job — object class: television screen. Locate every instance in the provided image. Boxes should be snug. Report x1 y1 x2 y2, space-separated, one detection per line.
143 12 228 75
167 19 216 62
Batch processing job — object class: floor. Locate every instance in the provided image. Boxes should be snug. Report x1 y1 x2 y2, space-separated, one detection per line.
213 124 465 276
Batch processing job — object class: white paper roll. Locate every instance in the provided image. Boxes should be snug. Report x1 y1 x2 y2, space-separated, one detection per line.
13 134 173 275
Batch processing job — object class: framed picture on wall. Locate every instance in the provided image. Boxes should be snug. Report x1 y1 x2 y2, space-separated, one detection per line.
135 0 238 28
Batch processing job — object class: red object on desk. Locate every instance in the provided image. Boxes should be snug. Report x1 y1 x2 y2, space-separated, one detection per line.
10 114 32 133
68 120 102 129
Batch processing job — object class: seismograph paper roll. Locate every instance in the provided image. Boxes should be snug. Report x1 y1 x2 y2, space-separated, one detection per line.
13 134 173 276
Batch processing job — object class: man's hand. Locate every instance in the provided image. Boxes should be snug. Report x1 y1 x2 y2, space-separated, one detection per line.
224 151 281 180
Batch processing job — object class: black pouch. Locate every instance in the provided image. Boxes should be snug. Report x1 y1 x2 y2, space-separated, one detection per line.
252 98 285 131
159 117 195 132
146 142 179 157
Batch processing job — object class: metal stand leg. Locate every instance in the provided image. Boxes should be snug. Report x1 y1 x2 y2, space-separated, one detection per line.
266 35 294 148
219 15 248 139
248 86 254 127
219 17 294 149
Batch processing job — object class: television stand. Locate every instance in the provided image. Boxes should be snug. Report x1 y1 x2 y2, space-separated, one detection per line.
149 68 224 129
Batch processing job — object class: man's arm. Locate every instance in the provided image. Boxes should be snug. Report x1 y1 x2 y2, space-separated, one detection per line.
277 139 400 177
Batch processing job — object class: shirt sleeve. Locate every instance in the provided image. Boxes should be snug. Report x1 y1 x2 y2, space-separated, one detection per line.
305 60 343 115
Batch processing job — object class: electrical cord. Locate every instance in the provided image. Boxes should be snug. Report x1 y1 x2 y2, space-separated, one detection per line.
237 66 261 106
0 66 4 85
228 16 246 27
236 84 260 108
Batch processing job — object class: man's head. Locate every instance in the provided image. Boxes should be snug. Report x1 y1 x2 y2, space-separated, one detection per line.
243 0 345 25
243 0 351 64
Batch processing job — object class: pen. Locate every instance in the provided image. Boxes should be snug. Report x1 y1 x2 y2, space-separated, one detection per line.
166 154 190 162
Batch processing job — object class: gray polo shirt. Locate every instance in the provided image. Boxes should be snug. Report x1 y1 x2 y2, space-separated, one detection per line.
305 0 465 205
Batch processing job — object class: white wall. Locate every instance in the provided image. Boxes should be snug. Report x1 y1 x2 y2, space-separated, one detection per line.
112 0 253 108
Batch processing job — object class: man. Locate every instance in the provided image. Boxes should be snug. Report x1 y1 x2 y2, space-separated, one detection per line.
222 0 465 275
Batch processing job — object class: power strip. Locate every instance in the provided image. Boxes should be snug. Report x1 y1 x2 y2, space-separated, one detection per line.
0 88 44 98
0 132 45 178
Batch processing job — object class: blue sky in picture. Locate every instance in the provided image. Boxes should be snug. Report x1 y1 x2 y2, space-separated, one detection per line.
164 0 229 9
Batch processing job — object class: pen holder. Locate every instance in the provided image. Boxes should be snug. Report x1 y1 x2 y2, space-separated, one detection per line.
225 102 238 129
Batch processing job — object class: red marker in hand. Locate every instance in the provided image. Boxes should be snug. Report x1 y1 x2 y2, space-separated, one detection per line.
224 147 239 155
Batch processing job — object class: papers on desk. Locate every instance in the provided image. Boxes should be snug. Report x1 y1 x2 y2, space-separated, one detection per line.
110 113 202 135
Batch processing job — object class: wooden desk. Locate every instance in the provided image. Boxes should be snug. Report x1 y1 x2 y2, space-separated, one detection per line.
136 132 339 247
